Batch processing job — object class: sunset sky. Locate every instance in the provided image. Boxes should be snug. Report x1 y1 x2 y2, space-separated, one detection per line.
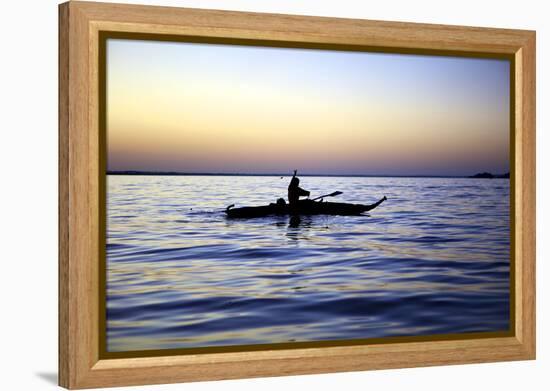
106 39 510 176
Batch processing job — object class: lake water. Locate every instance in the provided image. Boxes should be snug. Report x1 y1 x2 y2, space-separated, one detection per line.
106 175 510 352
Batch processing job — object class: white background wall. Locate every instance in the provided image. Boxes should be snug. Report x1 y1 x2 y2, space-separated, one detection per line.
0 0 546 389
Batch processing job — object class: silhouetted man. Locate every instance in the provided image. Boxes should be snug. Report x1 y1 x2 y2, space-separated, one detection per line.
288 170 310 206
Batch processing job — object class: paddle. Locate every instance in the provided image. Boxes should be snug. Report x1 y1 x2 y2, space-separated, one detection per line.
311 191 343 201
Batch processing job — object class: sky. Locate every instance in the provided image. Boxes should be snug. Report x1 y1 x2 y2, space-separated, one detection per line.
106 39 510 176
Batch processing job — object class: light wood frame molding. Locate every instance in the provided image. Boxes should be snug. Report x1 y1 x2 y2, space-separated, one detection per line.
59 1 536 389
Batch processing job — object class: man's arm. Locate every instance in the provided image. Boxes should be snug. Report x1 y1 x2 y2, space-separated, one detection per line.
297 187 310 198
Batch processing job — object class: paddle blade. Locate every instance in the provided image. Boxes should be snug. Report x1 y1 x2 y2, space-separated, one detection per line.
312 191 343 201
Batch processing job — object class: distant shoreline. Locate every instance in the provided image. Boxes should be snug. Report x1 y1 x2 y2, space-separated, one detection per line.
106 170 510 179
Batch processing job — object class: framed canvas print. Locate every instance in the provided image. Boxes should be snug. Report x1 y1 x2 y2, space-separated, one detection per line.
59 1 536 389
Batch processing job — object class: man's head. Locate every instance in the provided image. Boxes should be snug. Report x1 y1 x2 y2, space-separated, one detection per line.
290 177 300 187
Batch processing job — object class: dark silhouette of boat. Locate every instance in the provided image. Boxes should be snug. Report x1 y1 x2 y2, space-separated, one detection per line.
226 196 387 218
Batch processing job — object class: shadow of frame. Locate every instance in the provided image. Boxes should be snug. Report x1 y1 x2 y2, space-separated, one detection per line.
35 372 57 385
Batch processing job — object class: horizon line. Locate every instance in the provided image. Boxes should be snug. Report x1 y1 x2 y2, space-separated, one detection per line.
106 170 510 179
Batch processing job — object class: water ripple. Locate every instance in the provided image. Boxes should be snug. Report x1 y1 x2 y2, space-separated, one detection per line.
107 175 510 352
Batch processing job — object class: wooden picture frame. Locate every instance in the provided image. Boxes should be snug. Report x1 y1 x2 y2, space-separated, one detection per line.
59 1 536 389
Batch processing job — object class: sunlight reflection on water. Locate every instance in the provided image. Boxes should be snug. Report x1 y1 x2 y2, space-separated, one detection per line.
107 175 510 352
